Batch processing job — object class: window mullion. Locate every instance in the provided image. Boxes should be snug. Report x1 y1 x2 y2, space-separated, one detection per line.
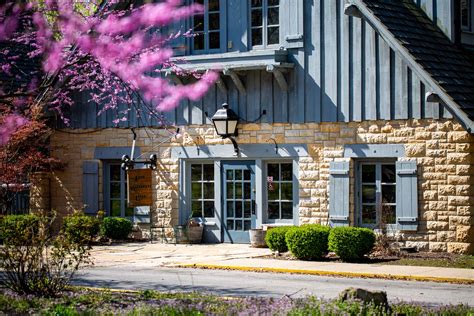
375 164 382 225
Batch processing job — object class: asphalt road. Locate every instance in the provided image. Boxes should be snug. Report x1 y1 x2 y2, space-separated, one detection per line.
74 266 474 306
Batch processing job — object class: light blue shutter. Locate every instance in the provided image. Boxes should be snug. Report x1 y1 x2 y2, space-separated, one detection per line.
396 161 418 231
280 0 304 49
82 160 99 215
329 161 350 227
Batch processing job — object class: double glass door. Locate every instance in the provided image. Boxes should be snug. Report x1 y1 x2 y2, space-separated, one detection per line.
222 161 256 243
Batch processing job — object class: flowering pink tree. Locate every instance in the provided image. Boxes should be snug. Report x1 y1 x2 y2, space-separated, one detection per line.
0 0 217 144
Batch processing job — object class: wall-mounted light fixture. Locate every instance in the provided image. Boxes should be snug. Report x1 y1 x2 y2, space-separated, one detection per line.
211 103 240 155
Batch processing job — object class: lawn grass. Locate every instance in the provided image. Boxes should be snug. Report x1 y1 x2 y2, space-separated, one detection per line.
0 288 472 315
382 255 474 269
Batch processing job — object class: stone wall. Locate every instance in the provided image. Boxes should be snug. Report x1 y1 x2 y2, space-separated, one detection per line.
46 118 473 253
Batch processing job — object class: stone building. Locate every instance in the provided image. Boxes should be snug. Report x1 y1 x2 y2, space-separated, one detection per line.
40 0 473 253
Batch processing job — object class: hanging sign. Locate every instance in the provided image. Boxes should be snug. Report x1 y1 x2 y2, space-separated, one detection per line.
267 176 274 191
127 169 153 207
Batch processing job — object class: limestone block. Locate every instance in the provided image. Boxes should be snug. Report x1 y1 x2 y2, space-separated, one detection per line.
368 125 380 133
447 243 472 254
448 131 470 143
429 132 446 141
299 170 320 180
315 133 329 141
434 165 456 174
449 216 471 226
241 124 260 131
455 185 472 196
381 124 393 133
448 176 470 185
422 190 437 200
422 173 446 181
340 127 356 137
405 241 429 251
320 124 340 133
438 185 456 195
359 134 387 143
427 221 448 231
456 226 474 243
436 231 454 242
422 211 437 221
446 153 470 164
428 201 448 211
415 131 432 140
456 143 472 152
405 144 425 157
429 242 447 252
426 149 447 158
457 206 473 216
456 165 471 175
448 196 471 206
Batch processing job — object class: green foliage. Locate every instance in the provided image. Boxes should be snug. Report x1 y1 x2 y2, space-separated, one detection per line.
328 226 376 261
265 226 292 253
0 214 41 245
0 213 93 297
1 288 472 315
285 225 331 260
100 217 133 240
63 213 100 244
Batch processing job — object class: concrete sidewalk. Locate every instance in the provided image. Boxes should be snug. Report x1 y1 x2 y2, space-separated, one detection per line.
89 243 474 284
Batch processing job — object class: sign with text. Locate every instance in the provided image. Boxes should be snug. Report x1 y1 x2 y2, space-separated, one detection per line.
127 169 152 207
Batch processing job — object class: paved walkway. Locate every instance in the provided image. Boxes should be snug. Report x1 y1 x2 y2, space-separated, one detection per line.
90 243 474 284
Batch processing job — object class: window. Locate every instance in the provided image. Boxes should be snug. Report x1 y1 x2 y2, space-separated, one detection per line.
105 163 134 218
250 0 280 48
266 162 293 221
462 0 471 31
191 164 215 218
192 0 222 53
359 162 396 227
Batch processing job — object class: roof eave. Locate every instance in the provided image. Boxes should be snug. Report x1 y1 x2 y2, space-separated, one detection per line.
352 0 474 134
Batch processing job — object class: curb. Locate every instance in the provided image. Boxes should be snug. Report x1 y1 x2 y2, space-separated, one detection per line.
175 263 474 285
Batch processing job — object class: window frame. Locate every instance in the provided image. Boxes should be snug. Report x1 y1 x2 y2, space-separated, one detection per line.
461 0 472 32
191 0 226 54
264 160 295 224
249 0 281 50
356 160 397 230
103 161 134 219
189 162 216 219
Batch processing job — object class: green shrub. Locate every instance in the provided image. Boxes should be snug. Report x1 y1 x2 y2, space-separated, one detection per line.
63 213 100 244
0 213 93 296
285 225 331 260
100 217 133 240
0 214 41 245
265 226 293 253
328 227 376 261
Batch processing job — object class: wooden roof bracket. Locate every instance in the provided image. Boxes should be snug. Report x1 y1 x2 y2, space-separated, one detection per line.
165 69 183 85
344 3 363 18
266 64 288 91
223 68 246 95
216 73 228 94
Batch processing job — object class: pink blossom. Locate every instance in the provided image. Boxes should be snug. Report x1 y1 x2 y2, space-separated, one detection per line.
0 114 28 146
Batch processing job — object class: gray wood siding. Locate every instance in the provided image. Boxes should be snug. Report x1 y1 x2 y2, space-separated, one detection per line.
66 0 453 129
414 0 455 41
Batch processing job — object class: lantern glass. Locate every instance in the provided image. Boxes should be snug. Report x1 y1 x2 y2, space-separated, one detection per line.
213 120 228 136
227 120 238 135
211 103 239 137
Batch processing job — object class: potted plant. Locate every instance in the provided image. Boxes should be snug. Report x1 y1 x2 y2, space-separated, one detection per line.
174 217 204 244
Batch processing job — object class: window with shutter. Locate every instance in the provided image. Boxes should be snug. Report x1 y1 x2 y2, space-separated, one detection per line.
279 0 304 49
357 161 397 228
329 161 350 227
396 161 418 231
82 160 99 215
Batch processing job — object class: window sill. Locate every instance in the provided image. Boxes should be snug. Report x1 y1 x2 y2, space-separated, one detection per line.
170 49 293 72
